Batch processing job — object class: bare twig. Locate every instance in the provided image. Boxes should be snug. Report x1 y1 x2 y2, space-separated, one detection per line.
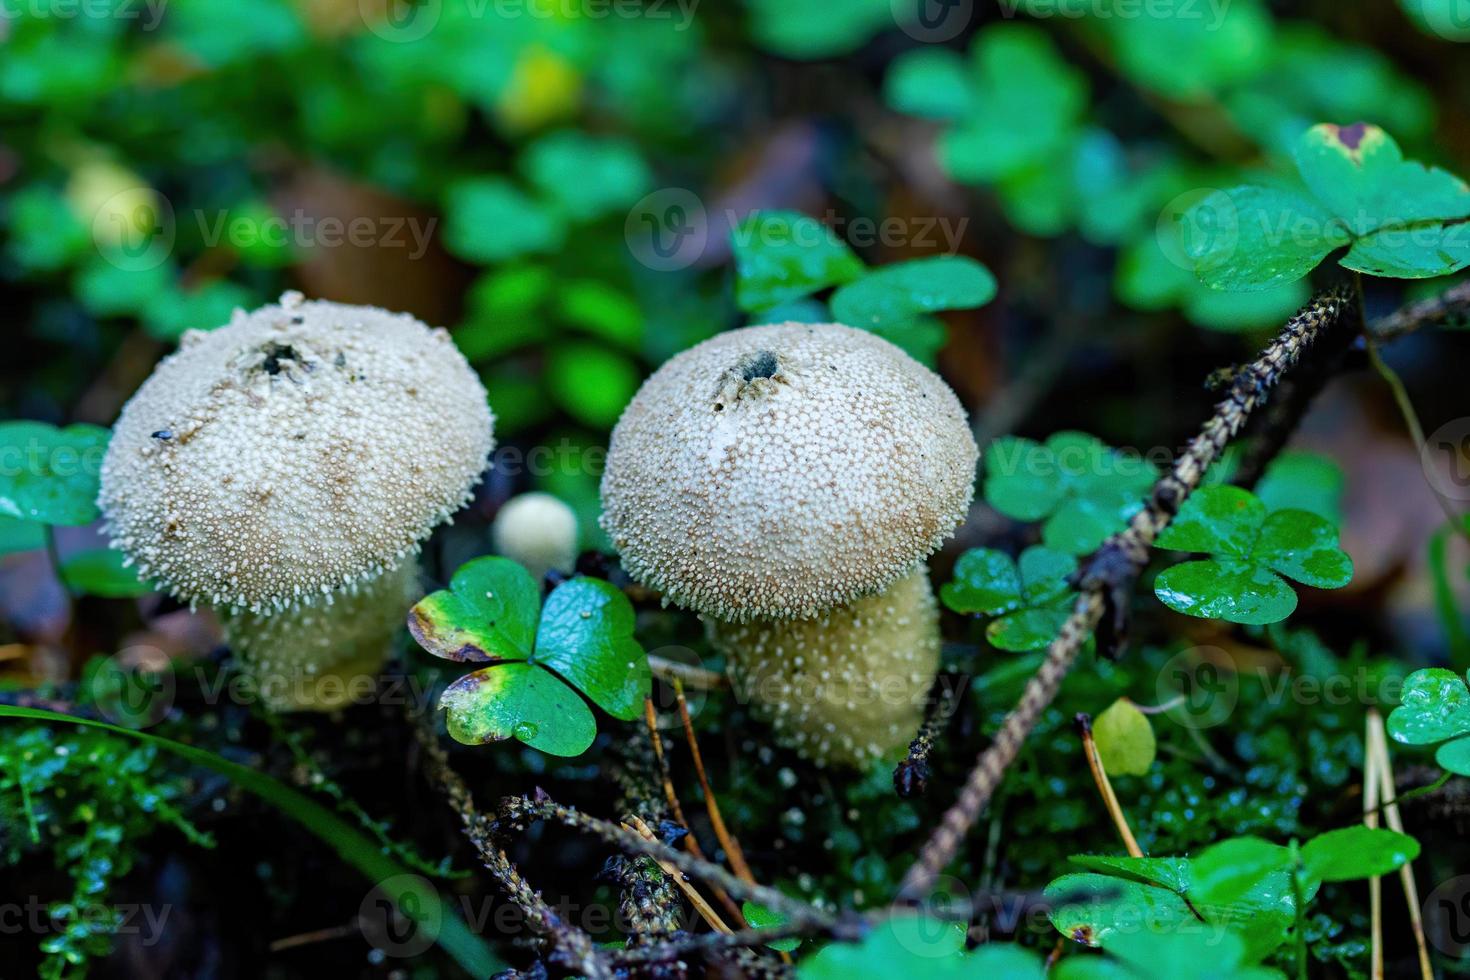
1366 711 1434 980
1371 279 1470 340
1076 713 1143 858
641 698 748 926
649 654 728 690
498 794 837 934
674 678 756 889
894 673 970 798
413 722 614 980
626 815 734 934
897 287 1358 901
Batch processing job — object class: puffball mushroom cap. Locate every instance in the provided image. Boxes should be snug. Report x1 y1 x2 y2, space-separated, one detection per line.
99 292 495 613
707 566 941 768
600 322 977 622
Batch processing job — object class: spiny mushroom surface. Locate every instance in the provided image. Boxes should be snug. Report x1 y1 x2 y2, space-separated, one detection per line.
707 567 940 768
600 322 977 622
222 559 422 712
99 292 494 613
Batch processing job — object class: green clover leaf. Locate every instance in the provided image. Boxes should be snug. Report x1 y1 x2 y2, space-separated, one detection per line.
828 256 996 324
1153 485 1353 625
731 210 863 312
1254 451 1345 523
799 915 1044 980
941 546 1076 652
984 432 1158 555
829 256 995 364
1186 123 1470 289
1050 828 1415 968
0 421 111 527
409 557 650 757
1386 668 1470 775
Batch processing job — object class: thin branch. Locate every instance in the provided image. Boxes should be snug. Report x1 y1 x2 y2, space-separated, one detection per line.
897 286 1358 902
674 678 756 888
1371 279 1470 340
625 814 734 934
894 673 970 798
1076 713 1143 858
413 722 614 980
649 654 728 690
497 793 838 934
641 698 748 926
1367 711 1434 980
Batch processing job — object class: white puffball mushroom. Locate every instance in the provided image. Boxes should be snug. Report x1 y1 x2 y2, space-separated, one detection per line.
707 567 941 769
600 322 977 623
222 559 422 712
100 292 494 712
99 291 495 614
491 492 579 582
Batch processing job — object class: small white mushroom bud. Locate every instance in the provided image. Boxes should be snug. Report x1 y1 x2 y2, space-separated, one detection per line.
707 567 941 769
491 492 579 582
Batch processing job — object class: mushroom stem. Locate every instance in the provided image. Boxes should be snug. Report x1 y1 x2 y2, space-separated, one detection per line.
222 559 422 712
707 568 942 769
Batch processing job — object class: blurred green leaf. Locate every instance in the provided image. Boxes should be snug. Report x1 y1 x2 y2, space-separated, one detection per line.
60 549 153 599
741 901 800 952
938 25 1087 184
5 187 91 273
0 516 45 555
546 343 640 429
731 211 864 312
0 421 110 527
746 0 894 60
830 256 995 331
143 281 255 342
1300 826 1419 883
883 48 972 120
522 131 652 221
74 259 174 318
1254 452 1345 523
984 432 1157 554
445 178 566 263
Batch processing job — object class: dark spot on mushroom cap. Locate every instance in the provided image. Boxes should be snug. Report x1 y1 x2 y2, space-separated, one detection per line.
1336 122 1368 150
261 343 299 376
740 349 779 381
